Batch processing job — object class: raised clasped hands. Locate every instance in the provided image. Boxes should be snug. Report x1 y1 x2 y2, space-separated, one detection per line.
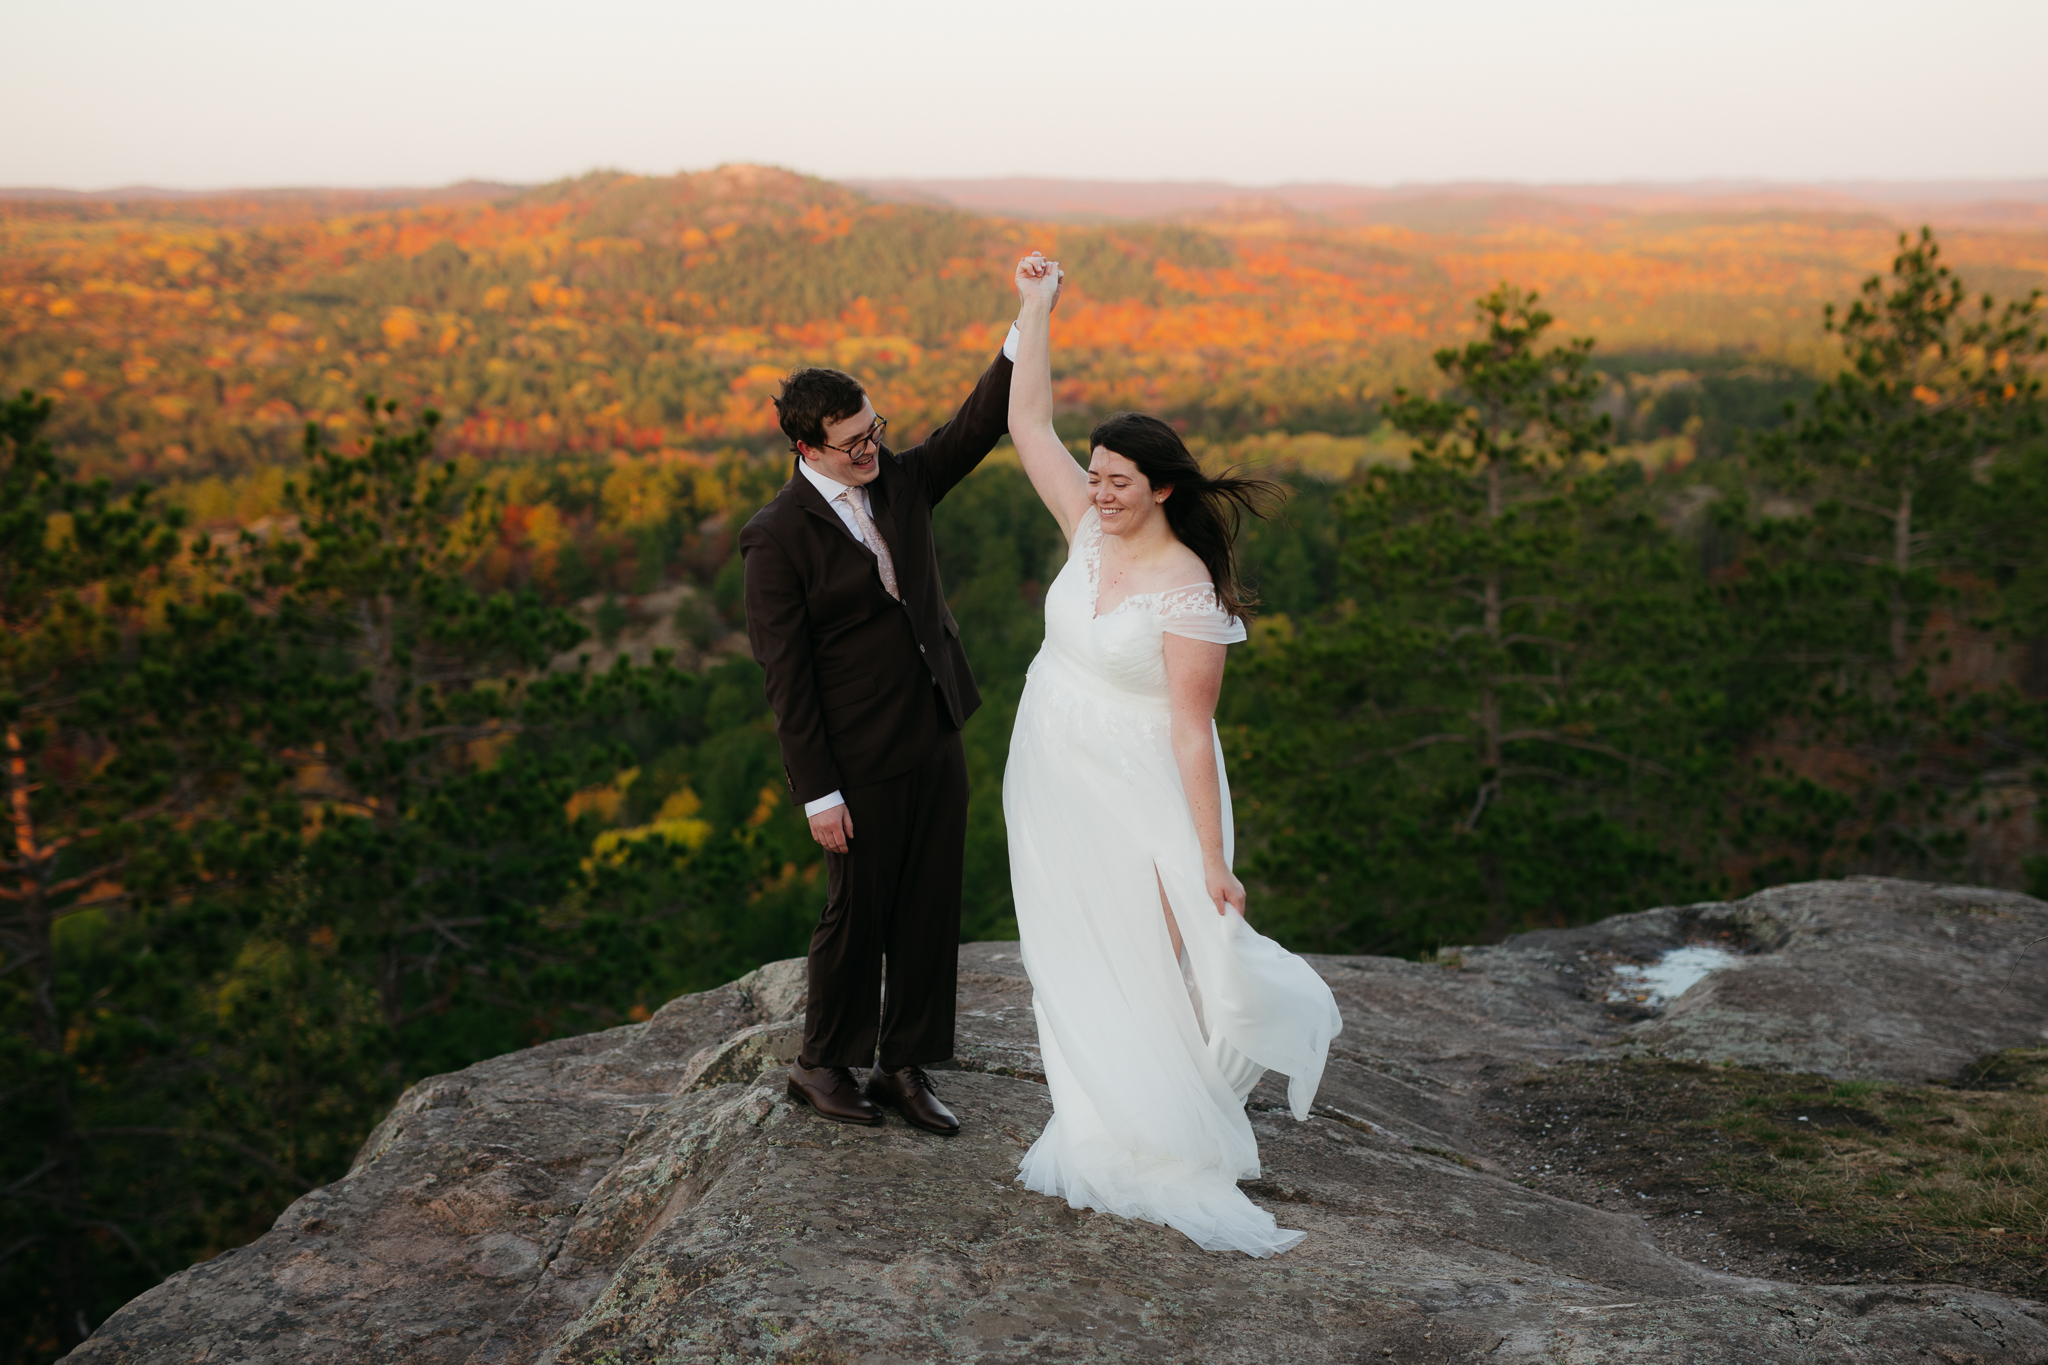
1014 250 1063 311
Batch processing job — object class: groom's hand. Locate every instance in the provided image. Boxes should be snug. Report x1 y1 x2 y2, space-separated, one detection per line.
809 804 854 855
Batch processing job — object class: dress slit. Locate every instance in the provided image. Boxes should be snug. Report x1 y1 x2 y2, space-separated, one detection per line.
1154 863 1208 1041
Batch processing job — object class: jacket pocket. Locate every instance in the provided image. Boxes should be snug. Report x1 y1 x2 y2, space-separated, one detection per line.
819 674 875 712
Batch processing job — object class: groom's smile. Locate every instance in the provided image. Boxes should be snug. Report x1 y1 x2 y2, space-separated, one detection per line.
800 398 887 487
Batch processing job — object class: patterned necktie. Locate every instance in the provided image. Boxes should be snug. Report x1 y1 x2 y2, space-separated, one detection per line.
837 488 900 601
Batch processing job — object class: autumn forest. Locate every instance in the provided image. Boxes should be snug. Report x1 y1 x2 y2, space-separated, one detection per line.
5 165 2048 1357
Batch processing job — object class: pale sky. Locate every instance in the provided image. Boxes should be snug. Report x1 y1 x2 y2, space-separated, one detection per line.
5 0 2043 190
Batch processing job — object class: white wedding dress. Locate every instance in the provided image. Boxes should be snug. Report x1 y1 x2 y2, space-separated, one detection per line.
1003 509 1344 1257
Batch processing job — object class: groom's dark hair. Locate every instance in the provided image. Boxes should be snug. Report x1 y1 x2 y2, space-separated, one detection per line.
774 367 867 451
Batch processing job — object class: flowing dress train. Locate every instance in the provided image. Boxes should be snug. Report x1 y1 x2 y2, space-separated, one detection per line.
1004 509 1344 1257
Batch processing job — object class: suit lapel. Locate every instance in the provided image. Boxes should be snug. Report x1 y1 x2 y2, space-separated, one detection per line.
788 463 865 549
867 455 908 552
865 451 895 521
787 460 892 589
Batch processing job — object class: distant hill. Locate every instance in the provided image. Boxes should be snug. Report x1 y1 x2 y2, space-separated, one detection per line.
5 164 2048 486
14 173 2046 227
0 181 526 225
848 176 2048 231
0 181 524 204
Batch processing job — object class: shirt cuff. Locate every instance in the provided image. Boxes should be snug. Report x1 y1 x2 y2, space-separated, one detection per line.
1003 323 1021 361
803 790 846 818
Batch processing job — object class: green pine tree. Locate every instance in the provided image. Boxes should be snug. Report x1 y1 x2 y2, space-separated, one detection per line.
1233 288 1718 952
1732 229 2048 883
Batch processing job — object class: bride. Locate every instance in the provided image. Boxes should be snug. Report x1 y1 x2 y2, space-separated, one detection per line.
1001 253 1343 1257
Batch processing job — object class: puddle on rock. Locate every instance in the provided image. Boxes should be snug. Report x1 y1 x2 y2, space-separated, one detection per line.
1607 944 1743 1006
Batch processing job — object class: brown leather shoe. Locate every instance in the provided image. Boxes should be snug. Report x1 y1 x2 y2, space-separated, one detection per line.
786 1060 883 1126
865 1066 960 1136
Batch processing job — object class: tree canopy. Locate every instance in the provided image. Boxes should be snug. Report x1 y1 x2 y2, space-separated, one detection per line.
2 217 2046 1361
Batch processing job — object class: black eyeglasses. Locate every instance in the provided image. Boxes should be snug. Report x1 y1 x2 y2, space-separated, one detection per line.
816 416 887 457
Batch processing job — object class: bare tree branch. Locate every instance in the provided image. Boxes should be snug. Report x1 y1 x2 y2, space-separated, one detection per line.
43 861 127 902
78 1219 165 1281
1496 728 1673 775
0 1234 47 1267
77 1128 313 1192
5 1156 61 1197
1835 495 1902 521
1336 733 1474 769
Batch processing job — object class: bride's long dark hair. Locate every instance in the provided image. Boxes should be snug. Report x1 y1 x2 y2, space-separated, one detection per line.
1089 412 1283 622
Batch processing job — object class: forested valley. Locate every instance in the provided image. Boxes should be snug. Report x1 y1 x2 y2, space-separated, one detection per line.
4 167 2048 1358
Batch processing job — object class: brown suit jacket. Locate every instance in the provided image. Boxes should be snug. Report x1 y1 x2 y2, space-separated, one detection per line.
739 351 1013 805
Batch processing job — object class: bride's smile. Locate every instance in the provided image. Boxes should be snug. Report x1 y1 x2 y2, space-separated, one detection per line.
1087 446 1166 534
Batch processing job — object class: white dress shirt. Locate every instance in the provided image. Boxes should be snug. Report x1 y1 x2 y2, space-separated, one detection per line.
795 322 1021 822
795 458 876 546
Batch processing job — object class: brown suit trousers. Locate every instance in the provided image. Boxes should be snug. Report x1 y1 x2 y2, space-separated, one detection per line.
806 710 967 1069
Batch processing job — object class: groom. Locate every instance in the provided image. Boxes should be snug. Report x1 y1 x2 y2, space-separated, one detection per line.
740 261 1045 1134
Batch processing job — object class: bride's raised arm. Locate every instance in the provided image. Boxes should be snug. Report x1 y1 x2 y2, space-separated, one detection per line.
1009 253 1090 540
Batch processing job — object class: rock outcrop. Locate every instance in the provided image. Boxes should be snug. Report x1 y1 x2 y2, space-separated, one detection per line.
69 878 2048 1362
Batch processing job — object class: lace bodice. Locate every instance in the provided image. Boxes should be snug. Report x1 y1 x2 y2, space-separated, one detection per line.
1036 511 1247 702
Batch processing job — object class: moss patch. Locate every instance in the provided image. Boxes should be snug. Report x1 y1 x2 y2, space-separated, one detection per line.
1475 1052 2048 1299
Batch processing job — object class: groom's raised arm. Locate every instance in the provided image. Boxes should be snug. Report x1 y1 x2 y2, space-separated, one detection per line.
903 347 1014 507
739 525 841 804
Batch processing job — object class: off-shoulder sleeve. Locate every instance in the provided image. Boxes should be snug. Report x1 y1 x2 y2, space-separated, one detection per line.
1152 584 1248 645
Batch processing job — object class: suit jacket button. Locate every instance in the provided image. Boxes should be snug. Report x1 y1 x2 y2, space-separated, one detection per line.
919 644 926 653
